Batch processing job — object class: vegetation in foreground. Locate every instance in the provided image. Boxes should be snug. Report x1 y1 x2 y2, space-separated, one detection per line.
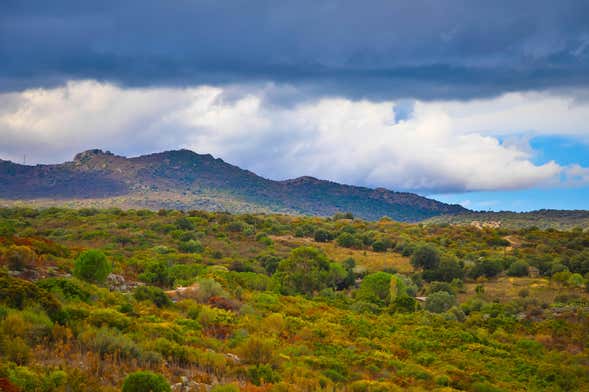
0 207 588 391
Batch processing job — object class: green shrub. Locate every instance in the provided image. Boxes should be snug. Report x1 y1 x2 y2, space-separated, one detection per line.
371 240 389 252
469 259 503 279
275 247 331 295
1 336 30 365
36 278 93 302
336 232 362 248
425 291 456 313
247 364 281 385
82 327 140 360
88 308 130 330
411 245 440 270
429 281 454 295
0 220 16 236
355 272 392 305
134 286 172 308
1 245 36 271
392 296 417 313
314 229 332 243
138 260 171 287
73 250 111 283
122 371 171 392
0 276 62 322
175 217 194 230
507 261 529 277
178 240 203 253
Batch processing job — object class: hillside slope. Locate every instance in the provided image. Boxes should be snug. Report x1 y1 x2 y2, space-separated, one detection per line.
424 209 589 230
0 149 467 221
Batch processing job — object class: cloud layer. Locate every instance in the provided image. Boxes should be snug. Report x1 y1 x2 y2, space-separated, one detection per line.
2 1 589 99
1 81 587 193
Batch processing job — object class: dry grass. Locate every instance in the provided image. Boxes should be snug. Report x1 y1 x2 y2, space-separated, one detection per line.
269 235 413 273
459 276 589 303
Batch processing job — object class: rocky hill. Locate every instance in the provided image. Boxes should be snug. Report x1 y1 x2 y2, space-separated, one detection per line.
0 149 467 221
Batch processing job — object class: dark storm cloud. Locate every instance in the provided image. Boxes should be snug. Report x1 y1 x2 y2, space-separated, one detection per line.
2 0 589 99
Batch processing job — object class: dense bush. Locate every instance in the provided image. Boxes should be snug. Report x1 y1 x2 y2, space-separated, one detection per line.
336 232 362 249
355 272 392 305
422 258 464 282
411 245 440 270
276 247 335 295
73 250 111 283
134 286 172 308
314 229 332 243
0 276 62 321
507 261 529 277
469 259 503 279
178 240 203 253
36 278 93 302
425 291 456 313
1 245 36 271
139 260 171 287
122 371 170 392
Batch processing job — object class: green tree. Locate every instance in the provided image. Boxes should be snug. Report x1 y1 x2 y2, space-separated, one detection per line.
411 245 440 270
122 371 170 392
372 240 388 252
0 220 16 236
423 258 464 282
133 286 172 308
425 291 456 313
175 217 194 230
276 247 330 295
138 260 171 287
507 261 529 277
356 272 392 305
314 229 332 243
325 263 350 290
469 259 503 279
178 239 203 253
73 250 111 283
336 232 361 248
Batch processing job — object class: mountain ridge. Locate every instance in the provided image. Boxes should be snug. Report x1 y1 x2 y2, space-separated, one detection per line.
0 149 467 221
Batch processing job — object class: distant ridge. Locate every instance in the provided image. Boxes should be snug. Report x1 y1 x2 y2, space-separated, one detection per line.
0 149 467 221
424 209 589 230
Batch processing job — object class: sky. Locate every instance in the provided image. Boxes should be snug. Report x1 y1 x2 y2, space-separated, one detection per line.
1 0 589 211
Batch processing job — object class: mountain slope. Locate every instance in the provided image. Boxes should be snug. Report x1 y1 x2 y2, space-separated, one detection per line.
0 149 467 221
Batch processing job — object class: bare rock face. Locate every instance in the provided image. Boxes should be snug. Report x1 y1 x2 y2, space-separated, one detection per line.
106 273 143 291
171 377 212 392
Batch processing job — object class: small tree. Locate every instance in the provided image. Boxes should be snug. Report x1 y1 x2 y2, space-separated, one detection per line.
73 250 111 283
411 245 440 270
469 259 503 279
336 232 361 249
122 371 170 392
276 247 330 295
3 245 36 271
425 291 456 313
507 261 529 277
133 286 172 308
313 229 332 243
356 272 393 305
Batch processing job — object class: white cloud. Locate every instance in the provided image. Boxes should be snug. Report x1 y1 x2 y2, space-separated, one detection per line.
0 80 588 193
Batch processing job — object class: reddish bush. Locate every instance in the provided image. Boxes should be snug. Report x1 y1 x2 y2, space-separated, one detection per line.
208 296 240 311
0 378 21 392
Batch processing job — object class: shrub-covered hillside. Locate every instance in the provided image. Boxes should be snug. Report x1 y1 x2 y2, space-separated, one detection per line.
0 207 588 391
